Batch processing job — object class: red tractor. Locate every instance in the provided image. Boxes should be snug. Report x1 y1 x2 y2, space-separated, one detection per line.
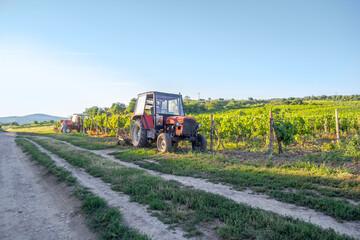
130 91 207 152
60 114 88 133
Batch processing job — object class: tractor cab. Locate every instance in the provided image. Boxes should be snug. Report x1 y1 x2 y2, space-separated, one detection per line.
130 91 206 152
132 92 185 128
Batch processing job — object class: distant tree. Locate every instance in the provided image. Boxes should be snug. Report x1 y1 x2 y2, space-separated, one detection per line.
49 120 55 123
225 100 242 110
248 97 254 101
291 98 303 105
184 95 191 100
110 102 126 115
207 100 223 111
319 95 327 100
11 121 19 126
84 106 105 117
280 99 291 105
184 100 206 114
33 121 38 124
126 98 137 113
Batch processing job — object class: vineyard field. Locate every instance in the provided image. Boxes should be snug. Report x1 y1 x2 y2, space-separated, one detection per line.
82 100 360 153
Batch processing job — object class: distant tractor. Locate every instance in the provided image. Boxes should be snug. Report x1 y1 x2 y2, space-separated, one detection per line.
129 91 207 152
60 114 88 133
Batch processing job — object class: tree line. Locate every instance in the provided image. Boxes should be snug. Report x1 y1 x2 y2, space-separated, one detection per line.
82 94 360 117
84 98 136 117
1 120 55 127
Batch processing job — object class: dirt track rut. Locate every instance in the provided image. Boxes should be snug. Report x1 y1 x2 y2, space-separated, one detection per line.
40 137 360 239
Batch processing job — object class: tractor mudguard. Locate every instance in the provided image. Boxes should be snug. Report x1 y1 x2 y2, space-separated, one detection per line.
142 115 154 129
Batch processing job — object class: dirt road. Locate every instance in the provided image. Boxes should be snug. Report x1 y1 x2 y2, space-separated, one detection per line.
0 133 96 240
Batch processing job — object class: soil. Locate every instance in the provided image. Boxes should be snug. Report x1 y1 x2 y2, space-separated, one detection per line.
45 137 360 239
0 133 96 240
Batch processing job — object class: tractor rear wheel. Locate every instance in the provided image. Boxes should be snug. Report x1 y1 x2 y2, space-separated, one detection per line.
192 134 207 152
132 119 147 147
157 133 172 153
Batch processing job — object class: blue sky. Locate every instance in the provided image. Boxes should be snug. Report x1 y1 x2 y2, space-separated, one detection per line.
0 0 359 117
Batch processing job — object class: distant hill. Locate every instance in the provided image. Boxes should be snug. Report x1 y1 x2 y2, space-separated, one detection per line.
0 114 65 125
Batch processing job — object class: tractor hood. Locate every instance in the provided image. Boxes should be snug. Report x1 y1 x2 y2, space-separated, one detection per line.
165 115 196 125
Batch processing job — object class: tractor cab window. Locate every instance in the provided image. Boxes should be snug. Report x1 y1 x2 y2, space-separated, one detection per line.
144 97 154 115
71 115 79 123
134 95 146 115
156 95 184 115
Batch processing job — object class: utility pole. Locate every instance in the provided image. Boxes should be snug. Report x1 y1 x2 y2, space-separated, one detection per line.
198 92 200 100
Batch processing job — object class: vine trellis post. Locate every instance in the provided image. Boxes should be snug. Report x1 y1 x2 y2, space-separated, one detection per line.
210 114 214 151
335 109 340 142
116 116 119 138
324 118 327 136
268 110 274 155
96 119 99 135
210 114 225 150
105 116 108 135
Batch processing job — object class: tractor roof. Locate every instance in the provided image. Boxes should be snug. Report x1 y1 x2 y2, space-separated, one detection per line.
137 91 182 97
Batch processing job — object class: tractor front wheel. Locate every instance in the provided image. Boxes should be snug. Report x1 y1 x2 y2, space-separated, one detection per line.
157 133 172 153
65 127 72 133
192 134 207 152
132 119 147 147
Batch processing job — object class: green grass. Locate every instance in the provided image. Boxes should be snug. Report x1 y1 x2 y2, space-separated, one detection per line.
7 125 55 133
19 132 127 150
110 149 360 221
16 137 149 240
27 136 354 240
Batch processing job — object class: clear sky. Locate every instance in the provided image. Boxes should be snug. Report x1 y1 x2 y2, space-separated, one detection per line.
0 0 359 117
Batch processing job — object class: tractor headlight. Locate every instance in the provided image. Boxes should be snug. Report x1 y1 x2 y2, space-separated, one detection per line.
197 123 201 128
175 122 180 127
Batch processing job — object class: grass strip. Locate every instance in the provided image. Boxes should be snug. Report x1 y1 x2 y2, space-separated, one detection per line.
110 149 360 221
18 132 125 150
28 136 354 240
15 137 149 240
